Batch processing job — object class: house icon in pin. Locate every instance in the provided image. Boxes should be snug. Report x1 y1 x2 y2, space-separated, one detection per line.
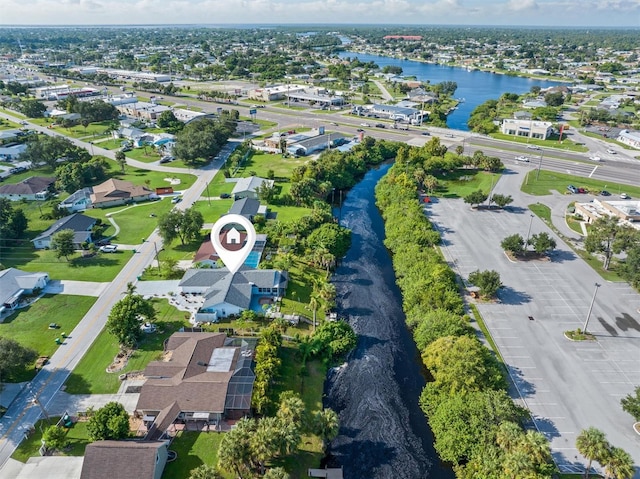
225 227 241 245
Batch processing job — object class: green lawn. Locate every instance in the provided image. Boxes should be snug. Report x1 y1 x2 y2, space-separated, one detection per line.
28 119 117 139
204 174 235 197
162 431 231 479
235 152 306 180
82 198 174 245
436 170 501 198
12 417 90 462
269 345 326 477
126 147 162 163
0 295 96 381
65 298 190 394
1 248 132 282
0 107 25 118
522 169 640 197
269 205 312 223
190 198 233 223
490 132 588 153
96 138 124 150
279 259 327 319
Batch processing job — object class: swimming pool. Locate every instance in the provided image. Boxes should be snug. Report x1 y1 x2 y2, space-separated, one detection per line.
244 251 261 268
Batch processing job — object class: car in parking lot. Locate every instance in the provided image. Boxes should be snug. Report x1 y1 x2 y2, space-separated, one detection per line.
600 190 611 196
577 187 586 194
526 145 541 150
99 244 118 253
515 155 530 162
567 185 578 194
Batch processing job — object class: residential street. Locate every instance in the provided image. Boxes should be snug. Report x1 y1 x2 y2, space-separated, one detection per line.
0 126 226 466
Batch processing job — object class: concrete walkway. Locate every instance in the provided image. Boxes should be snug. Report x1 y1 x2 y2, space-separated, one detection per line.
372 79 394 102
43 280 110 297
0 456 84 479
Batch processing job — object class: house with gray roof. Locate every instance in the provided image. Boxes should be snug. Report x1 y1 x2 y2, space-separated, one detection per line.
0 176 55 201
58 187 93 212
0 268 49 315
32 213 96 249
231 176 274 200
179 267 287 322
81 440 169 479
227 197 267 221
135 332 256 438
370 103 422 122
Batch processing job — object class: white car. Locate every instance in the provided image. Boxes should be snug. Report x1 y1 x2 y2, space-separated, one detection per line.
526 145 540 150
607 148 616 154
590 156 601 162
515 155 530 162
99 244 118 253
360 122 371 127
620 193 630 199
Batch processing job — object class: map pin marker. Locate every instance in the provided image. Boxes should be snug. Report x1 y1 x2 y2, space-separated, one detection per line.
210 214 257 275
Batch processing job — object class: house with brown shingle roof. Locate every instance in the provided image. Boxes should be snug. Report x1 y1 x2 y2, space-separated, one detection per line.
80 440 169 479
136 332 256 439
90 178 153 208
0 176 55 201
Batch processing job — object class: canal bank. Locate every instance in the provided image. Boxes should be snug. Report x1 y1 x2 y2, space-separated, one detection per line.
324 163 454 479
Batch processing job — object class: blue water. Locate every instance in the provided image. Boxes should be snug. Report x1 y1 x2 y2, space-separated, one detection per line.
244 251 261 268
339 51 567 131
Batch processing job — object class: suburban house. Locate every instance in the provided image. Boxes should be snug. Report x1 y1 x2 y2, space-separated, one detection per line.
231 176 274 200
501 119 553 140
0 268 49 314
58 187 93 212
228 197 267 221
136 332 256 438
80 440 170 479
178 267 287 322
0 176 55 201
32 213 96 250
0 143 28 161
193 233 267 268
90 178 153 208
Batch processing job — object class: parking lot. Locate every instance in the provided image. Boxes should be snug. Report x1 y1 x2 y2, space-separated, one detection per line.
427 172 640 475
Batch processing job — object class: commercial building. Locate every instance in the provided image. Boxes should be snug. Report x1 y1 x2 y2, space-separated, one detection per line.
501 119 553 140
617 129 640 150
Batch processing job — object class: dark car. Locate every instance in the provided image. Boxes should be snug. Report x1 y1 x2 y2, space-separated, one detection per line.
600 190 611 196
356 128 364 133
577 187 586 194
220 193 231 199
375 123 385 128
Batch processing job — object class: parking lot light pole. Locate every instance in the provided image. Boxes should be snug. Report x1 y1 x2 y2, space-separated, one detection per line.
536 152 543 180
583 282 601 334
524 214 534 250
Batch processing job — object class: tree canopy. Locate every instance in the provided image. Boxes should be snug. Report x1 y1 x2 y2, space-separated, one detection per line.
0 337 37 382
106 289 156 347
87 401 130 441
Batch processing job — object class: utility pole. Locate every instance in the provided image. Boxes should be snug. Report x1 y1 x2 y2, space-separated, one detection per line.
153 241 160 274
524 214 534 250
583 283 601 334
536 152 543 180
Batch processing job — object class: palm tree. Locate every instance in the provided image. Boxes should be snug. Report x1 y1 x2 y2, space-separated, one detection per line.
312 408 339 452
115 150 126 172
308 294 320 330
576 427 610 479
602 446 635 479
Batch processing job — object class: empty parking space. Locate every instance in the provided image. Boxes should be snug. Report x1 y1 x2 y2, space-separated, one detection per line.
428 179 640 475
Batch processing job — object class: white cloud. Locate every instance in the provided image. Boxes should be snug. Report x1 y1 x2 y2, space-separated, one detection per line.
0 0 638 25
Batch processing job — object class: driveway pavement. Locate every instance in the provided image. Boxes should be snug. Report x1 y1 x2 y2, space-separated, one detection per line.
43 280 110 297
0 456 84 479
427 167 640 477
46 392 140 416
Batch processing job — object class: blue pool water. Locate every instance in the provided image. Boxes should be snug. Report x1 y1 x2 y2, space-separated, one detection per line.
244 251 261 268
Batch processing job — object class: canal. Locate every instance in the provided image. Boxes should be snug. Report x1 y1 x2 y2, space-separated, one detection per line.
324 163 454 479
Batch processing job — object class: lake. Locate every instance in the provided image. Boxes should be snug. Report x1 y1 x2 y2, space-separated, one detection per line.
338 51 566 130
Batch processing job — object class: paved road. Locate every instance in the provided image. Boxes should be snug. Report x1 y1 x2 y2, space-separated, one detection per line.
428 167 640 477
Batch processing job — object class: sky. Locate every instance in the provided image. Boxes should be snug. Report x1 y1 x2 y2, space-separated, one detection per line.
1 0 639 27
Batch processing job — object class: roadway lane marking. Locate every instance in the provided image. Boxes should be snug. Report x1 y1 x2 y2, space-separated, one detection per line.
589 165 598 177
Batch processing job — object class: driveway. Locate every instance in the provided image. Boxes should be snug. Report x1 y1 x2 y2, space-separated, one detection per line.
427 168 640 476
132 280 181 297
46 391 140 416
43 280 110 297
